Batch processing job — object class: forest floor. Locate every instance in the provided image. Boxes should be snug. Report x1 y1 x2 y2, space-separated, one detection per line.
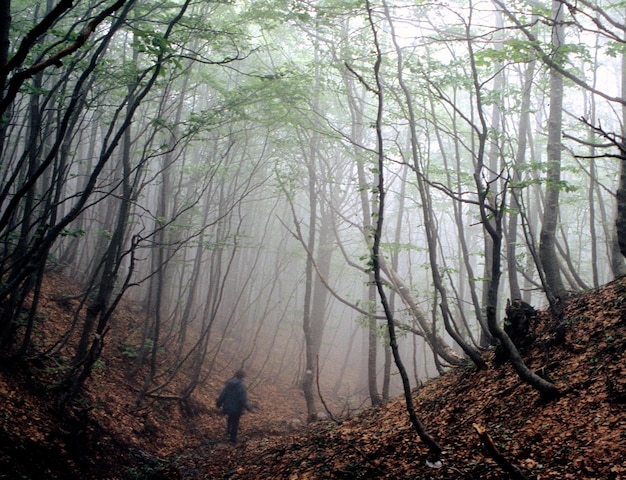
1 273 626 479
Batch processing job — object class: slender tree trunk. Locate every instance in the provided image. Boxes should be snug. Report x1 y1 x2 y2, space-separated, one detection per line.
341 48 382 405
0 0 10 91
383 3 484 368
385 168 408 400
587 48 599 287
380 259 465 366
309 207 334 405
539 0 566 296
508 34 536 300
482 6 505 339
0 0 137 325
425 71 491 345
333 321 359 396
462 10 560 399
367 2 442 456
57 126 133 408
0 0 8 159
301 169 318 421
366 279 382 405
301 46 327 420
615 15 626 269
52 0 191 408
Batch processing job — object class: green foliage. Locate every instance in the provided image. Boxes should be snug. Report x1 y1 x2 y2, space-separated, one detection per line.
605 40 626 58
72 395 104 412
473 39 539 66
131 27 175 58
556 42 591 64
121 338 163 361
44 356 70 375
379 241 426 255
240 0 293 27
92 359 107 372
121 340 143 360
97 229 113 240
125 460 168 480
60 228 85 238
545 178 578 193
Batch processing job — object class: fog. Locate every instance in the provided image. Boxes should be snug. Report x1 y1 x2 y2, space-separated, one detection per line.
0 0 623 417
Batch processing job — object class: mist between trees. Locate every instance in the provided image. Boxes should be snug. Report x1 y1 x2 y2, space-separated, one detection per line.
1 0 625 428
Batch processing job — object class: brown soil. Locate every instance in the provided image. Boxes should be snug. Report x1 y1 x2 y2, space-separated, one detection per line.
1 273 626 479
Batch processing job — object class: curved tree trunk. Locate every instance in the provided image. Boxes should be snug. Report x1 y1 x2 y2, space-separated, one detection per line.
384 3 484 369
464 7 560 400
340 45 382 406
368 1 442 456
300 43 329 421
381 260 465 366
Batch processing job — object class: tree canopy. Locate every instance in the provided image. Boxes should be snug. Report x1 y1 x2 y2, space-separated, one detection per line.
1 0 625 439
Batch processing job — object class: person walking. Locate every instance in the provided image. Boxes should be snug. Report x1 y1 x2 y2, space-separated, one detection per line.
216 369 252 443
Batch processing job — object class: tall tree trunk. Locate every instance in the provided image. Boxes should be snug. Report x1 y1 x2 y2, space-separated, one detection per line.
0 0 10 91
615 14 626 269
384 3 485 368
367 2 442 456
56 122 134 409
508 50 536 300
311 207 334 397
52 0 192 408
301 149 319 421
539 0 566 296
436 102 490 346
458 7 560 398
584 42 600 286
341 45 382 405
301 44 328 420
0 0 136 334
366 279 382 405
384 168 408 400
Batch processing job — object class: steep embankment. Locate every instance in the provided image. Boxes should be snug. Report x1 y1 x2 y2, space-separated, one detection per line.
192 278 626 479
1 273 626 479
0 273 308 479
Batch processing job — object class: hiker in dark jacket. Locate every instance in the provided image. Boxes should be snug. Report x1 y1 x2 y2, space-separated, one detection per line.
216 369 251 443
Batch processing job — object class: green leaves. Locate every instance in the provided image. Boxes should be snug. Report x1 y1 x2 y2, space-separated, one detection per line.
473 39 539 66
59 228 85 238
131 28 174 58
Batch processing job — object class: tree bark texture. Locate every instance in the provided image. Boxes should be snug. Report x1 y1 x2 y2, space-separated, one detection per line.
539 0 566 297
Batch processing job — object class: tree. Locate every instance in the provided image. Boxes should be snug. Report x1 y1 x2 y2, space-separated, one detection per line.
366 0 442 457
54 0 196 408
539 0 567 297
383 0 486 369
0 0 138 355
341 63 383 406
507 29 537 301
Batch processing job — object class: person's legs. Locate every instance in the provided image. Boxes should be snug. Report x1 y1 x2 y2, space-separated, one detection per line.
226 415 233 439
227 414 241 443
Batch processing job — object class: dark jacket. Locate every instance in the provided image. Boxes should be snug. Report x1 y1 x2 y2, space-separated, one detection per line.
216 377 250 416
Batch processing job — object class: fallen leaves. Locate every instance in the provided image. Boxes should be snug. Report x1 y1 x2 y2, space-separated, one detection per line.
193 277 626 479
2 274 626 479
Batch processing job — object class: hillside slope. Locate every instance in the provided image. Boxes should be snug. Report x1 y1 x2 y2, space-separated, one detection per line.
193 279 626 479
1 274 626 479
0 273 308 479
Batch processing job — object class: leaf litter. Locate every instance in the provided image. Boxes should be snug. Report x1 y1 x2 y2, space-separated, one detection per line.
0 273 625 479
